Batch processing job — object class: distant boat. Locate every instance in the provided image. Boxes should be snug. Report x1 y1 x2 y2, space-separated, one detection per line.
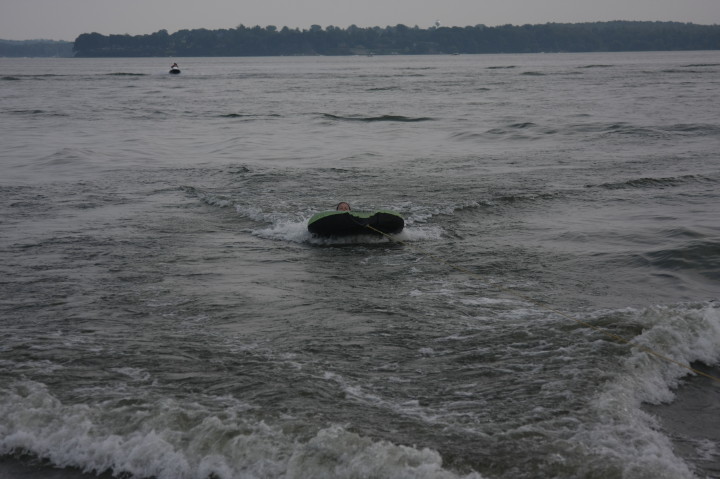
169 63 181 74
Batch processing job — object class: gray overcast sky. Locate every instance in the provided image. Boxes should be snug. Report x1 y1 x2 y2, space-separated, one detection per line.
2 0 719 41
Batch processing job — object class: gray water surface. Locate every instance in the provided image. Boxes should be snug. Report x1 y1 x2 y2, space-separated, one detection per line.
1 52 719 479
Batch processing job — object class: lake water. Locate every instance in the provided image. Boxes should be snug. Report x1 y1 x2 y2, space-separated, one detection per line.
1 51 719 479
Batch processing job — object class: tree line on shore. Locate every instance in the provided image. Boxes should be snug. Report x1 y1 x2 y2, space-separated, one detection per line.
0 39 73 57
71 21 720 57
3 21 718 58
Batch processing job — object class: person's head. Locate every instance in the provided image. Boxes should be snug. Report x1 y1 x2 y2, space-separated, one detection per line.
336 202 351 211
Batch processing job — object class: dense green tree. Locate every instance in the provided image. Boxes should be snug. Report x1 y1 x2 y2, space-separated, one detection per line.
0 39 73 57
71 21 720 57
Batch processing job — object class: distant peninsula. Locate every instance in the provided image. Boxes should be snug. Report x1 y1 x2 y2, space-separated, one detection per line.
71 21 720 57
2 21 712 58
0 39 73 57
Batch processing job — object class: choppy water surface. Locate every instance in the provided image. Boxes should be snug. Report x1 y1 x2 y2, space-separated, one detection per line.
1 52 719 479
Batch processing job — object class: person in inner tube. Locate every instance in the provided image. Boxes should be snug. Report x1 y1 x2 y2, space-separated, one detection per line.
336 202 351 211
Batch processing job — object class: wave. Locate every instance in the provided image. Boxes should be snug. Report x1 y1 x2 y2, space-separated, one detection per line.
398 66 437 71
453 122 558 141
591 174 716 190
662 69 713 74
33 148 103 168
494 191 566 204
0 382 481 479
595 121 719 138
667 123 720 136
571 121 720 138
322 113 434 123
183 187 236 209
220 112 281 117
561 303 720 478
639 240 720 278
479 121 720 140
0 74 63 79
682 63 720 68
6 109 68 117
366 86 403 91
577 64 614 69
602 122 664 137
601 122 720 138
105 73 148 77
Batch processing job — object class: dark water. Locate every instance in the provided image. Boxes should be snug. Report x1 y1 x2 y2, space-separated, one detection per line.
1 52 719 479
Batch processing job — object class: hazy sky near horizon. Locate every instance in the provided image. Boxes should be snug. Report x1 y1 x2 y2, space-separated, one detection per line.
2 0 719 41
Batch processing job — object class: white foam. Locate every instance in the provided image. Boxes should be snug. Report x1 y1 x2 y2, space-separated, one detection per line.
459 297 521 306
251 219 312 243
0 358 65 375
0 381 483 479
564 303 720 478
692 438 719 462
396 225 445 242
110 367 152 382
403 200 483 225
235 203 278 223
319 372 461 433
187 188 233 208
285 425 484 479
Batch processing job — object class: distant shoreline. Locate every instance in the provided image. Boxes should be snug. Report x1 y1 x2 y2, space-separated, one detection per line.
0 39 73 58
3 21 719 58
